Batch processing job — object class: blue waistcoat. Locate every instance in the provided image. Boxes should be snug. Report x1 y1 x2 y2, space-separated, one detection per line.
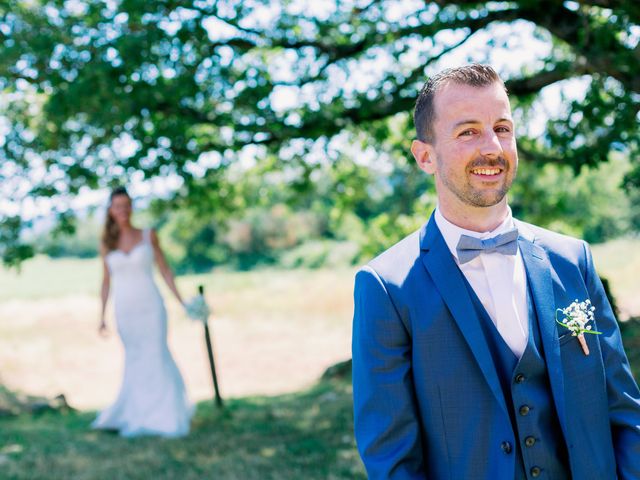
464 279 571 480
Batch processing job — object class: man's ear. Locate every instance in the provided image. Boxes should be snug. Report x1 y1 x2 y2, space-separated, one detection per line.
411 139 436 174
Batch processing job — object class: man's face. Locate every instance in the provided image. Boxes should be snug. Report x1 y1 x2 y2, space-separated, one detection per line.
414 81 518 211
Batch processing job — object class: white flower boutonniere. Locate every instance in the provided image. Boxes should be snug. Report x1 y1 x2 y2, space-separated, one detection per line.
556 299 601 355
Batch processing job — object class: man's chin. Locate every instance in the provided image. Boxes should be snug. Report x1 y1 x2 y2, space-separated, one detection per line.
465 191 508 208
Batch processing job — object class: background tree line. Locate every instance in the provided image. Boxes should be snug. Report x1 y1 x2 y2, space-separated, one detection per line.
34 151 636 272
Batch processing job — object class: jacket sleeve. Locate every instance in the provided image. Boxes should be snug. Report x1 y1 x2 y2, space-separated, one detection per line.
352 265 426 479
583 242 640 479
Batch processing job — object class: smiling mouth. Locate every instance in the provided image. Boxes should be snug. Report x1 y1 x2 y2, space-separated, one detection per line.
470 167 502 176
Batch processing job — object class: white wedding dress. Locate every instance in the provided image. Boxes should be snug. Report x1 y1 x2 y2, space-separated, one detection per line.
92 229 192 438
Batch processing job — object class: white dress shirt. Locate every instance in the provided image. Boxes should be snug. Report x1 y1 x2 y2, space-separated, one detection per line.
435 206 529 358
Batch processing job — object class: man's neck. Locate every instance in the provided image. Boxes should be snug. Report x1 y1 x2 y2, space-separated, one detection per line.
438 201 510 233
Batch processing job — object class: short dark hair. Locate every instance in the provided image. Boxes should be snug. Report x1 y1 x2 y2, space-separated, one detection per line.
413 64 506 143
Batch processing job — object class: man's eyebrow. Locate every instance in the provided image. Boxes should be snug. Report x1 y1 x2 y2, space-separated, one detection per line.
453 119 479 129
453 117 513 129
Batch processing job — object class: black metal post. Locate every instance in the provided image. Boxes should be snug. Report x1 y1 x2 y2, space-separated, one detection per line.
199 285 223 408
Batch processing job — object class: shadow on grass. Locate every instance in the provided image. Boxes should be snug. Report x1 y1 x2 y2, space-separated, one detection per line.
0 376 365 480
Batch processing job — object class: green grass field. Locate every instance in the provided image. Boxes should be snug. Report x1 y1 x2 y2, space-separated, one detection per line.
589 237 640 319
0 260 356 409
0 237 638 479
0 375 366 479
1 237 637 313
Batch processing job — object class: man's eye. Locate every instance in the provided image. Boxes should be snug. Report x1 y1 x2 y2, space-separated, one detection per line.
459 130 474 136
495 126 511 133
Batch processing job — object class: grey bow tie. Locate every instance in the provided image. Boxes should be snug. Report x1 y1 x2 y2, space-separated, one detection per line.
456 228 519 264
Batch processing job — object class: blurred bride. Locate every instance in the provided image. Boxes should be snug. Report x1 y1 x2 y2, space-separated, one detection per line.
92 186 192 438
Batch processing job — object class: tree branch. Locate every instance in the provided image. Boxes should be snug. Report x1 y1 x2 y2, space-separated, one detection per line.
431 1 638 92
506 61 591 95
519 4 640 92
517 142 565 165
272 7 519 88
574 0 640 22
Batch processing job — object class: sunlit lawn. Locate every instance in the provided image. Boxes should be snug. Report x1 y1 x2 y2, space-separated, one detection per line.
589 237 640 319
0 236 638 479
2 237 637 313
0 259 356 409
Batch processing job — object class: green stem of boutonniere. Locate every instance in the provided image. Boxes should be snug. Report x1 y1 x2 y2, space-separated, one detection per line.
555 308 602 335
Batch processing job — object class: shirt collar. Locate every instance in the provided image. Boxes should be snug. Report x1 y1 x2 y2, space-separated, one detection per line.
434 205 515 262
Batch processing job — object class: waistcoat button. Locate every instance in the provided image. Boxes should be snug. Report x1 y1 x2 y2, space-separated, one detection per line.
515 373 525 383
519 405 530 416
525 436 536 447
531 466 542 477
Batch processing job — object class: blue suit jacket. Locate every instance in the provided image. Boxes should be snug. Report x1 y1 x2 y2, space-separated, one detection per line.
352 215 640 479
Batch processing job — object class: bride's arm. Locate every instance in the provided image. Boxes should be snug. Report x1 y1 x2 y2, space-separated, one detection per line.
150 229 185 305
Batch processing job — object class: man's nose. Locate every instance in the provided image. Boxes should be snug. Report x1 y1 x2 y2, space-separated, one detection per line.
479 130 503 158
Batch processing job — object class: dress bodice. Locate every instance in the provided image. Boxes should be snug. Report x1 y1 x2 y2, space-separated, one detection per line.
106 230 154 277
106 229 161 310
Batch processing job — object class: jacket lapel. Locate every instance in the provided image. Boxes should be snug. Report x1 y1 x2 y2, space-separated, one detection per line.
420 216 508 416
515 221 568 436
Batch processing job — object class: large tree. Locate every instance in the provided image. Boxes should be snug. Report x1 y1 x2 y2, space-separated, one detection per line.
1 0 638 266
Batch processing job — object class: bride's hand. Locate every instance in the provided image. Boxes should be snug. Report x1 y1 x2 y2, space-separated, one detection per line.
99 319 109 337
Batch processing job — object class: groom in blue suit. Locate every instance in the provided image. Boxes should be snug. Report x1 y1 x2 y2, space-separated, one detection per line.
352 64 640 479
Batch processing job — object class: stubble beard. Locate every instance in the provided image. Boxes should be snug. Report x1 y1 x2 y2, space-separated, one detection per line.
439 156 515 208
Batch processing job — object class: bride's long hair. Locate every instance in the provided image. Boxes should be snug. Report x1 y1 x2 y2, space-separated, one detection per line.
101 187 130 252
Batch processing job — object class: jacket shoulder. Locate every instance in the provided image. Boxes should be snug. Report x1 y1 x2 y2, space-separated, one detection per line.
517 220 588 265
362 229 423 286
